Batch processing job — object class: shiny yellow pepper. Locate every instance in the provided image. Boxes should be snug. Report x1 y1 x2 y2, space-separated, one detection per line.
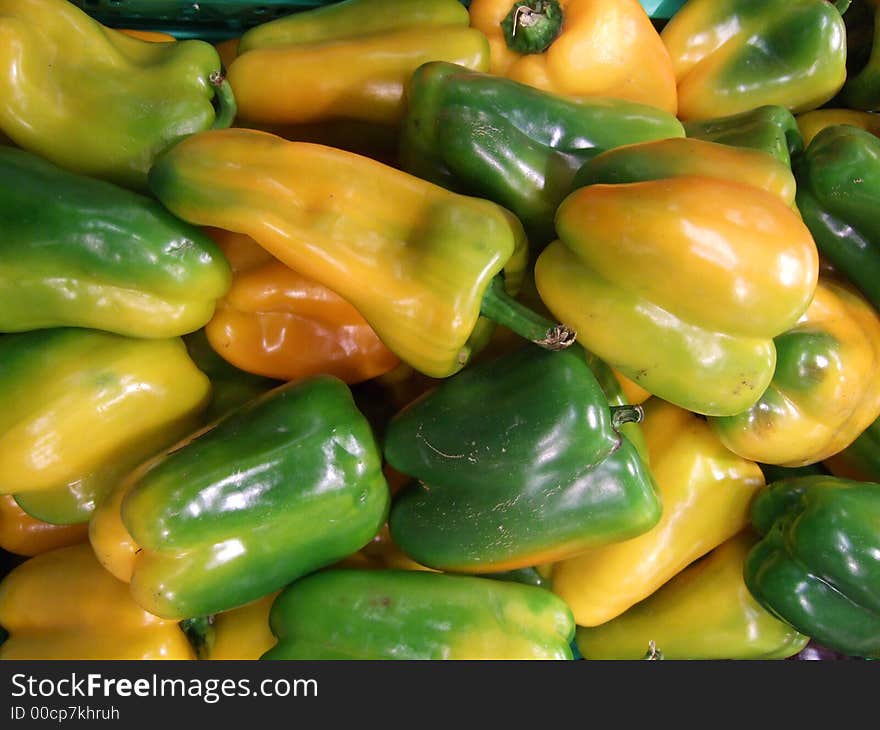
575 531 810 660
796 109 880 147
550 398 765 627
204 593 279 660
0 544 195 660
709 276 880 467
468 0 677 114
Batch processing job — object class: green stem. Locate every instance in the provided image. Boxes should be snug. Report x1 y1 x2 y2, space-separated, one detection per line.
610 404 644 431
501 0 564 55
209 72 237 130
179 615 216 660
480 275 576 351
834 0 851 15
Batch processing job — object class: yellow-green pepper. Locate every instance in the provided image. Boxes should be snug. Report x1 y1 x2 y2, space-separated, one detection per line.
550 398 766 627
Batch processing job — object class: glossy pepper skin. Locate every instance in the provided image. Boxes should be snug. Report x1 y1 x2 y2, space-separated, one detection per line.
228 0 487 126
89 376 390 620
796 109 880 147
745 476 880 658
262 569 575 660
551 398 766 627
0 544 195 660
204 228 400 384
794 124 880 314
575 531 809 660
0 328 210 525
709 277 880 467
0 0 235 191
0 495 87 557
384 344 660 573
825 417 880 482
149 128 538 379
468 0 677 114
0 146 231 338
538 138 818 417
660 0 848 121
399 61 685 245
183 593 279 660
683 105 804 167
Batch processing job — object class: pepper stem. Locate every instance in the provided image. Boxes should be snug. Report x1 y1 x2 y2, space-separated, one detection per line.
209 72 237 130
642 640 664 660
480 275 576 351
501 0 564 55
610 404 644 431
833 0 851 15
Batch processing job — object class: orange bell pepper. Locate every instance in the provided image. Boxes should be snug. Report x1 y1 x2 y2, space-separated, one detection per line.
0 495 87 557
204 228 400 383
468 0 677 114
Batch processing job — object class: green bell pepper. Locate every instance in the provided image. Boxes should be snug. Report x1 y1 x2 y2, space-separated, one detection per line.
0 146 231 338
683 105 805 166
262 568 575 659
399 61 685 245
825 416 880 483
794 124 880 314
383 343 661 573
90 376 390 620
745 475 880 658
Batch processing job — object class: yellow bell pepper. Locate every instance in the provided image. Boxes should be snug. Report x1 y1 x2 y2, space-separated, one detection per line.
709 276 880 467
575 531 810 660
205 593 279 660
468 0 677 113
550 398 765 627
0 495 87 557
0 543 195 660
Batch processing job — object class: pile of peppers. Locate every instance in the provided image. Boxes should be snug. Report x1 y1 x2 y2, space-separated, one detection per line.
2 0 880 661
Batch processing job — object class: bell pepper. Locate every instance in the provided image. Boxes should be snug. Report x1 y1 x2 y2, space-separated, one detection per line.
825 417 880 482
538 138 818 417
399 61 685 246
228 0 487 126
0 495 87 557
660 0 849 121
262 568 575 659
89 376 390 620
0 328 210 525
575 531 810 660
796 109 880 147
384 344 660 573
0 544 195 660
794 124 880 314
182 328 280 422
203 228 400 384
468 0 678 114
0 146 231 339
745 475 880 658
839 0 880 110
550 398 766 627
709 276 880 467
683 105 805 167
150 127 574 379
0 0 235 191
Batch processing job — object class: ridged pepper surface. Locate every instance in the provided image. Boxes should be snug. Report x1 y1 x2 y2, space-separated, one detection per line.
149 127 575 379
89 376 390 620
745 475 880 658
537 137 818 416
384 344 660 573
